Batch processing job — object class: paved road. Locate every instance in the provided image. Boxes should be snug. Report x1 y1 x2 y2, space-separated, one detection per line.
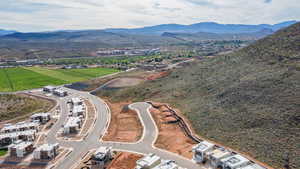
45 87 203 169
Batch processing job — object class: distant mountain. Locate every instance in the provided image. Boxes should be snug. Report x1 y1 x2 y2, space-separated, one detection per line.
105 21 298 35
0 27 274 45
0 29 17 36
0 30 181 45
161 28 274 41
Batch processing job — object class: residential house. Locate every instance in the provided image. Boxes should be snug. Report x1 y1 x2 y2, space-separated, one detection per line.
91 146 112 168
31 113 51 124
63 116 82 134
207 148 232 169
220 154 251 169
192 141 215 163
43 86 56 93
135 153 161 169
53 89 67 97
8 140 34 158
34 143 59 160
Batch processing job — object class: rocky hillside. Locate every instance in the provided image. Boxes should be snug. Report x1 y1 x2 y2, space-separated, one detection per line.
97 22 300 168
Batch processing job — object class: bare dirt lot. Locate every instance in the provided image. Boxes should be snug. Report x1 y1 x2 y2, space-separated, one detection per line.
104 77 145 88
150 103 197 159
104 71 170 89
107 152 143 169
102 100 143 142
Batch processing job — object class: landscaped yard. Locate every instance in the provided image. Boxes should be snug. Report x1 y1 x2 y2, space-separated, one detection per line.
0 67 119 92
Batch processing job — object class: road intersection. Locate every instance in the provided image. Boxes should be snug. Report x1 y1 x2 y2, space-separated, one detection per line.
45 87 203 169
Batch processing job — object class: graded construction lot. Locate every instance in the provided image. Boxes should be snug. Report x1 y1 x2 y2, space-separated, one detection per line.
0 67 119 92
102 100 143 142
150 103 197 159
107 152 143 169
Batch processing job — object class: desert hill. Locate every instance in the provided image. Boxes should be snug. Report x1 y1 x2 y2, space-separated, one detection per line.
97 22 300 168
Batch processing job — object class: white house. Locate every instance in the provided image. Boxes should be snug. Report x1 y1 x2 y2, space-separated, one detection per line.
34 143 59 160
43 86 56 93
221 154 251 169
91 146 112 168
71 105 85 117
192 141 215 163
207 148 232 169
0 130 37 146
135 153 162 169
1 121 39 133
63 116 82 134
152 160 186 169
71 97 83 106
53 89 67 97
8 140 34 158
31 113 51 124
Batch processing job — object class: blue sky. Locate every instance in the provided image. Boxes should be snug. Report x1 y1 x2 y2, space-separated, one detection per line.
0 0 299 32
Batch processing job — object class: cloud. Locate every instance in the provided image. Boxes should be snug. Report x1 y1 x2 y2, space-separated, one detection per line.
0 0 298 32
264 0 272 3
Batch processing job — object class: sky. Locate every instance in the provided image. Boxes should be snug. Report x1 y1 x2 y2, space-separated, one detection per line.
0 0 299 32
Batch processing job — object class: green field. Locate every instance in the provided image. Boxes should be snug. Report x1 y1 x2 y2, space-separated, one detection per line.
0 67 119 92
0 149 7 156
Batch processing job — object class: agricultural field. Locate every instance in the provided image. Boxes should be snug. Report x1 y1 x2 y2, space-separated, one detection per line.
0 67 119 92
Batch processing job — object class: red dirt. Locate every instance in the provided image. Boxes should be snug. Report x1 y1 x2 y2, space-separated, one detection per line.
0 165 44 169
150 102 274 169
102 100 143 142
107 152 143 169
146 71 170 81
149 104 197 159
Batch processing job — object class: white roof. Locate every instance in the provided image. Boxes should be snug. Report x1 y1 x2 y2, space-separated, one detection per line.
9 141 33 149
35 143 59 151
44 86 56 90
73 105 85 113
95 146 111 154
1 122 39 131
136 153 161 167
237 164 266 169
193 141 215 153
153 160 180 169
31 113 50 118
0 130 36 140
71 98 82 104
64 117 81 128
209 148 232 160
94 146 111 159
54 89 66 94
222 154 250 168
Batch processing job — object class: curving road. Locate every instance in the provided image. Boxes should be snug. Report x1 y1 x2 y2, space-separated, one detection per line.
46 87 203 169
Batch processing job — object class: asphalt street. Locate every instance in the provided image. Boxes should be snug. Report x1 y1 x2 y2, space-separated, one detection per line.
45 87 203 169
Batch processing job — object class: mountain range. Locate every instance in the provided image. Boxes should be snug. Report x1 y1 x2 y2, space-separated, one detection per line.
104 20 297 35
0 20 297 38
0 29 17 36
